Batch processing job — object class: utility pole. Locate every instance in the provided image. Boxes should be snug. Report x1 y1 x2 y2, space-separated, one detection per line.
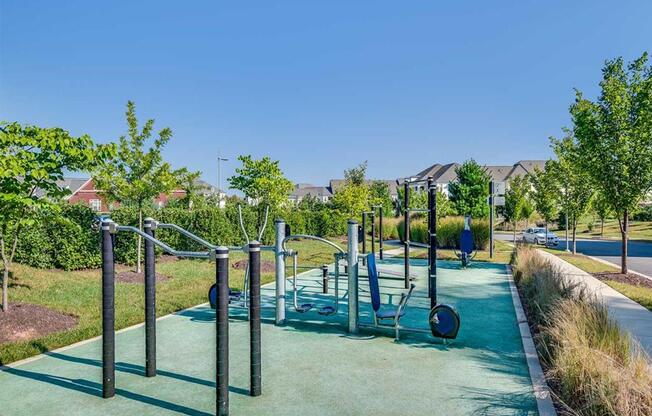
217 151 228 207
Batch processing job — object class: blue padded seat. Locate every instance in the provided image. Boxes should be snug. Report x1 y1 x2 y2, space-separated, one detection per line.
376 307 406 319
460 229 474 255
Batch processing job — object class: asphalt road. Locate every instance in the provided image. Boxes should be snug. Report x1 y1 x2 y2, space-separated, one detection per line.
496 233 652 277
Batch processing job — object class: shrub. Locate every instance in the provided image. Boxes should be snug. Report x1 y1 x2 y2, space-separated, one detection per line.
397 216 489 250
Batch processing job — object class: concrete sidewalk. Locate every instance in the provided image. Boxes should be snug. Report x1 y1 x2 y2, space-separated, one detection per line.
538 250 652 357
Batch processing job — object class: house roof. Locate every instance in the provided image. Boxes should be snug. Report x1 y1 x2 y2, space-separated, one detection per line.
290 186 333 198
410 160 547 184
33 177 90 198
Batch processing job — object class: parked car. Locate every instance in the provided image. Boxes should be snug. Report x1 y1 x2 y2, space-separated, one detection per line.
522 227 559 246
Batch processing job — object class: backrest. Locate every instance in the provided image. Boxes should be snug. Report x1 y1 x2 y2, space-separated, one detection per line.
460 229 474 255
366 253 381 312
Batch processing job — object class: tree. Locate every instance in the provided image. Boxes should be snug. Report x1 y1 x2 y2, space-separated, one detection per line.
176 169 203 210
548 134 595 253
527 165 559 245
572 53 652 273
503 174 530 243
94 101 188 273
448 159 491 218
331 162 370 217
591 191 613 237
368 181 394 215
228 155 294 212
0 122 112 311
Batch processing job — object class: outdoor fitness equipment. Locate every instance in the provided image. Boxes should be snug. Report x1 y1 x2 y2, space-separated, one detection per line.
282 230 345 316
100 219 263 416
453 216 476 268
361 205 384 260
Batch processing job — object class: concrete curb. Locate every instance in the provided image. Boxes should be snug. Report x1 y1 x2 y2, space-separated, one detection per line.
505 264 557 416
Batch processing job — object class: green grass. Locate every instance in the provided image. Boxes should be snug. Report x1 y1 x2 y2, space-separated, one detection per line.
554 219 652 241
0 238 335 365
603 281 652 311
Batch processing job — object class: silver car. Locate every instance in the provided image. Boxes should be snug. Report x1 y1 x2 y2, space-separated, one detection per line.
522 227 559 246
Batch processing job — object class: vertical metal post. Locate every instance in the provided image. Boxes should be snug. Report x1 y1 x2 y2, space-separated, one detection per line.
378 206 384 260
370 212 376 256
249 241 262 397
427 178 437 308
347 220 359 334
489 181 495 259
101 221 115 399
361 212 367 255
143 218 156 378
274 219 286 325
403 181 410 289
215 246 229 416
322 265 329 294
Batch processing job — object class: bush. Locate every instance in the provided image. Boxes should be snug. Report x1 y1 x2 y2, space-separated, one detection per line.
397 216 489 250
633 205 652 221
512 245 652 415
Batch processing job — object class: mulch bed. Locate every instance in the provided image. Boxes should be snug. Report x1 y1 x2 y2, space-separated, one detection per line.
0 303 78 345
231 259 276 274
593 272 652 288
116 271 171 284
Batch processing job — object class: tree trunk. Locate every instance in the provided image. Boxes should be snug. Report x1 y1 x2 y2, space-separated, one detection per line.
600 218 604 237
544 221 549 248
572 221 577 254
137 209 143 274
513 221 517 244
621 210 628 274
2 266 8 312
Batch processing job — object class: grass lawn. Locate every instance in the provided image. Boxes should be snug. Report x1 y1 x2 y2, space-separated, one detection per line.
555 219 652 241
542 247 652 312
0 238 335 365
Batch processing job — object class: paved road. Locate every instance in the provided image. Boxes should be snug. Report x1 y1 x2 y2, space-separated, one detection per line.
496 233 652 277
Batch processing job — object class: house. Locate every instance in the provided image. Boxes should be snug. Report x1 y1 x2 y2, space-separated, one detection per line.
49 177 225 212
408 160 547 196
288 184 333 204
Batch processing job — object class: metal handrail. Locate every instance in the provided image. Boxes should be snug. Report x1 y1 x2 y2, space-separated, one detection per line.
115 225 211 259
157 223 217 249
282 234 345 255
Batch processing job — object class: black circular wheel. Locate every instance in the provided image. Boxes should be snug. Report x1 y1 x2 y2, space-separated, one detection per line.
208 284 217 309
429 304 461 339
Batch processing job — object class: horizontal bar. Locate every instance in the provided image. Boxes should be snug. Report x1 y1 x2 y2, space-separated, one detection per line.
115 225 211 259
157 223 217 249
282 234 345 254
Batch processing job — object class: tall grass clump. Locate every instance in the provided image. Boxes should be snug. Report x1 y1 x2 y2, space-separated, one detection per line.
512 244 652 415
397 216 489 249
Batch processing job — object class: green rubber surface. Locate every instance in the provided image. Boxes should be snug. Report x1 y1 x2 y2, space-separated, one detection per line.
0 259 538 415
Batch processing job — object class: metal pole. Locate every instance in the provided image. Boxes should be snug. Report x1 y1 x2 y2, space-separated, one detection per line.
489 181 495 259
403 181 410 289
215 246 230 416
274 219 286 325
101 221 115 398
378 206 384 260
361 212 367 255
370 212 376 256
565 205 570 252
347 220 359 334
144 218 156 378
428 178 437 308
249 241 262 397
322 265 329 294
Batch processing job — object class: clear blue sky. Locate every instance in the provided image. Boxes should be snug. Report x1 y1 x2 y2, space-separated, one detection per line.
2 1 651 190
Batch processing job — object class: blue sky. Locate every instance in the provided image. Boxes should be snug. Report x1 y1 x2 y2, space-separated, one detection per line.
1 1 651 190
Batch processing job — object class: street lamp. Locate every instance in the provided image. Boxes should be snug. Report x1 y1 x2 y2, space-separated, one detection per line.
217 151 228 207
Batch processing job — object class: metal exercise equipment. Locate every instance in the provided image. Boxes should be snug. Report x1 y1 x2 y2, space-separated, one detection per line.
361 205 384 260
453 216 477 268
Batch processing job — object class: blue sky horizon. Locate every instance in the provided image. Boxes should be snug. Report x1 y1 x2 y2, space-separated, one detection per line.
2 1 651 190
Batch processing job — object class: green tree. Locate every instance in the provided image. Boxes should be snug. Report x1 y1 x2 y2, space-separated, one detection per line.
332 162 370 217
591 191 613 237
548 133 595 253
94 101 188 273
527 165 559 245
228 155 294 211
503 174 530 243
176 169 203 210
0 122 112 311
368 180 394 214
572 53 652 273
448 159 491 218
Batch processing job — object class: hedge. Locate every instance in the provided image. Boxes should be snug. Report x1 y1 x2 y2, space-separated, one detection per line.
396 216 490 250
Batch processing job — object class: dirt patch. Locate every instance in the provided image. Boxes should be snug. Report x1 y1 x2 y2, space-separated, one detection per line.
157 254 179 263
0 303 78 345
232 259 276 274
116 271 170 284
593 272 652 289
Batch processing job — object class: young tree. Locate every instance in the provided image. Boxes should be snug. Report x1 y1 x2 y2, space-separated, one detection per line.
228 155 294 211
592 191 613 237
548 134 595 253
94 101 187 273
0 122 112 311
368 180 394 215
572 53 652 273
503 174 530 243
448 159 491 218
527 165 559 246
176 169 203 210
331 162 370 217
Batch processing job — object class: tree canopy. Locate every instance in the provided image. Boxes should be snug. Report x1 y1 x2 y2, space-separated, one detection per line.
448 159 491 218
228 155 293 209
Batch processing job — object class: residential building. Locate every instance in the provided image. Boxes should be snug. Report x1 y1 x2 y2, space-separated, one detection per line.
288 184 333 204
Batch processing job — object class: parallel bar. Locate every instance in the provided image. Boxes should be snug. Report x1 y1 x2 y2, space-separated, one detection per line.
322 265 329 294
144 218 156 377
347 220 359 334
370 212 376 256
115 225 210 259
403 181 410 289
101 221 115 398
428 178 437 308
249 241 262 397
216 246 229 416
361 212 367 255
274 219 286 325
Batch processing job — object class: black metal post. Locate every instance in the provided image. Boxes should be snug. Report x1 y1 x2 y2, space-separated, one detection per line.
370 212 376 256
378 206 384 260
428 178 437 308
216 246 229 416
489 181 495 259
361 212 367 255
101 221 115 398
322 265 328 294
144 218 156 377
249 241 262 397
403 181 410 289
